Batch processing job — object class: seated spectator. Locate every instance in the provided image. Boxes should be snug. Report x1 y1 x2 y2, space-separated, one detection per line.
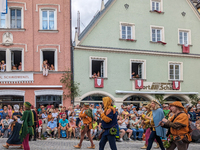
46 117 57 139
58 114 68 139
97 71 100 77
47 111 52 122
137 106 144 116
67 118 76 139
118 115 132 142
92 72 97 78
12 65 17 70
1 115 11 138
135 74 139 78
91 117 98 139
1 60 6 72
122 106 129 119
59 108 67 119
75 120 82 139
69 112 76 122
50 64 55 71
52 109 58 119
130 114 143 141
188 106 197 124
37 116 43 139
119 105 124 115
18 62 22 70
48 105 54 113
0 115 2 137
196 120 200 131
41 110 48 119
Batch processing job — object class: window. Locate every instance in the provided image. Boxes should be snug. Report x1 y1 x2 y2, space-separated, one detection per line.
36 95 62 109
130 59 146 79
178 29 191 45
120 22 135 40
0 51 6 71
0 13 6 28
168 61 183 81
40 49 57 71
150 0 163 12
152 1 160 11
41 10 55 30
90 57 107 78
11 51 22 71
151 26 164 42
10 9 21 28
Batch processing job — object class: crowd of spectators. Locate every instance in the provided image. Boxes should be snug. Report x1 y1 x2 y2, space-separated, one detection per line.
0 101 200 142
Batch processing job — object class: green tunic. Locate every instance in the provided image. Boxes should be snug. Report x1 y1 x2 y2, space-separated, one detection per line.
19 110 34 141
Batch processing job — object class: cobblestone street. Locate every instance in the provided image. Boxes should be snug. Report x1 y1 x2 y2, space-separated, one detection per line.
0 138 200 150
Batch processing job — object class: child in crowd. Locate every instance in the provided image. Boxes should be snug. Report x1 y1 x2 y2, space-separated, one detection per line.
37 117 43 139
91 117 98 139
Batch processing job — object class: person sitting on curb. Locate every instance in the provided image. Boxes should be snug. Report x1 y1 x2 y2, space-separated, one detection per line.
46 117 58 139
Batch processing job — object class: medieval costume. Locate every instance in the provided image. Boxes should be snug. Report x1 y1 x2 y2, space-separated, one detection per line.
140 104 159 149
99 97 118 150
19 102 34 150
31 105 37 141
3 105 23 149
74 103 95 149
161 101 192 150
147 100 166 150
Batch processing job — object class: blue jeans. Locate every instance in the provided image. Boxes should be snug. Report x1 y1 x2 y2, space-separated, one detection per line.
147 131 165 150
99 132 117 150
132 128 144 139
1 128 11 133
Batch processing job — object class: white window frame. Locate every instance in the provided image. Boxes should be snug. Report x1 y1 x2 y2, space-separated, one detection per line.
120 22 135 40
150 0 163 12
150 25 165 42
178 29 191 45
130 59 146 80
0 13 6 28
168 61 183 81
7 6 24 29
40 49 58 71
89 56 107 78
39 8 57 30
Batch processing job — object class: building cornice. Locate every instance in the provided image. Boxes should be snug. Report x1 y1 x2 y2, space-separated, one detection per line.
0 85 63 88
75 45 200 58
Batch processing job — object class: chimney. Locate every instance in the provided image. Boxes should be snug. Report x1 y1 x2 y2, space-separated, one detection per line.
101 0 105 11
74 27 79 46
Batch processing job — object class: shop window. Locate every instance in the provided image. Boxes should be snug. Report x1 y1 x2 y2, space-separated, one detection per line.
0 95 24 107
130 59 146 79
10 8 22 28
90 56 107 78
0 13 6 28
43 51 55 70
11 51 22 71
36 95 62 109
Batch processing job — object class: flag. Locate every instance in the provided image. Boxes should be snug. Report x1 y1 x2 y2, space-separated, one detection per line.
0 0 7 14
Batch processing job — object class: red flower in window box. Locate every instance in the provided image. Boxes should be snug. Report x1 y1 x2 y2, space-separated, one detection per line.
154 10 162 13
126 39 135 41
157 41 167 45
182 45 190 54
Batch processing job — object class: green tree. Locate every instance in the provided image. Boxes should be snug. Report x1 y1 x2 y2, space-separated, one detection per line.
188 94 199 106
155 94 166 105
60 71 80 103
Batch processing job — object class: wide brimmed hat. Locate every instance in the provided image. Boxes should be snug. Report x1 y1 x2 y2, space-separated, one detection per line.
123 106 127 109
131 114 136 118
151 99 161 106
169 101 184 109
144 104 151 109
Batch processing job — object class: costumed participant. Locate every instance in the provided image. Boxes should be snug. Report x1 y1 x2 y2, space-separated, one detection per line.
98 97 118 150
146 100 166 150
19 102 34 150
31 105 37 141
74 103 95 149
140 104 159 149
161 101 192 150
3 105 23 149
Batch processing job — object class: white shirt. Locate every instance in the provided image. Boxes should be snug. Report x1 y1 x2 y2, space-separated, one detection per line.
119 119 128 129
52 113 58 118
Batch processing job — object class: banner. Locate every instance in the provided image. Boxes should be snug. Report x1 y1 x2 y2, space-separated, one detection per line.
0 0 7 14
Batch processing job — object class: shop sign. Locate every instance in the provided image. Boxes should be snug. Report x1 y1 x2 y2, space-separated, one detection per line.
133 82 180 91
0 72 34 83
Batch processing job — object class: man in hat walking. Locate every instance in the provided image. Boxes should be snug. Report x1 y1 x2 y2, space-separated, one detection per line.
161 101 192 150
74 103 95 149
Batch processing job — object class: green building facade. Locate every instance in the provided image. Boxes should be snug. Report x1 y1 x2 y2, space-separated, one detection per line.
73 0 200 108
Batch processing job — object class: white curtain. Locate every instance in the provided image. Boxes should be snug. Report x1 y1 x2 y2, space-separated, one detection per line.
0 0 7 13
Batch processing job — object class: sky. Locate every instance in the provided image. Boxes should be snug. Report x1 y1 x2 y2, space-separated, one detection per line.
72 0 109 40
